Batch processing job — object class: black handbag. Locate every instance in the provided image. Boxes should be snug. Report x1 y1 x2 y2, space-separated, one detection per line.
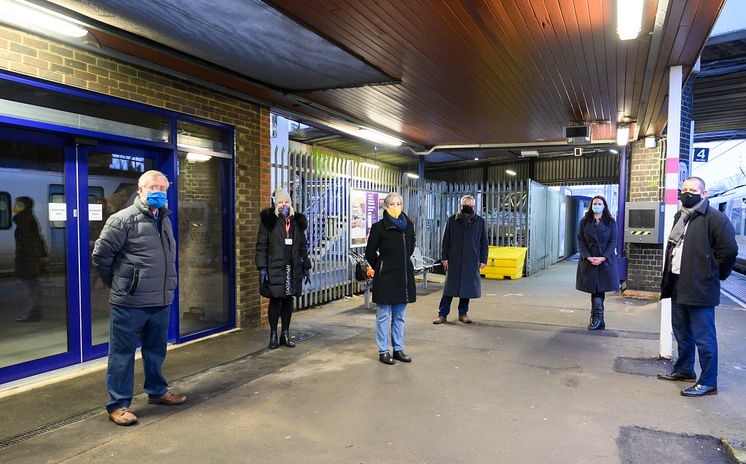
351 251 371 281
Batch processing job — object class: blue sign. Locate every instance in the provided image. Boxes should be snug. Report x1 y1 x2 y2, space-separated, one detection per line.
693 147 709 163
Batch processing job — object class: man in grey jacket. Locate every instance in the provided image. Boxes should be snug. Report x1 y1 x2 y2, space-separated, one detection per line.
93 170 186 426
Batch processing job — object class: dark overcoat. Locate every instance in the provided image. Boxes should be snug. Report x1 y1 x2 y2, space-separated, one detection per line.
442 213 488 298
256 208 312 298
660 203 737 307
365 211 416 305
575 217 620 293
13 210 47 279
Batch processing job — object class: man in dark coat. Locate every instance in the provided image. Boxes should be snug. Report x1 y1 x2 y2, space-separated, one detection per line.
433 195 488 324
13 196 47 322
93 170 186 426
657 177 738 397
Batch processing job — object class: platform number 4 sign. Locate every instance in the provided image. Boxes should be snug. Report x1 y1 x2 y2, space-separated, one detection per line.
693 147 709 163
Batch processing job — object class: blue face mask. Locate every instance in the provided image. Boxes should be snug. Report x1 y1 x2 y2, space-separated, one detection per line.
591 204 604 214
278 205 290 217
146 191 167 209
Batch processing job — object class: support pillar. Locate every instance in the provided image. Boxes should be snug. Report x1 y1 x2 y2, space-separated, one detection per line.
659 65 683 359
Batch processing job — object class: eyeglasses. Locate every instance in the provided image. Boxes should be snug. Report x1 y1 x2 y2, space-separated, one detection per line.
144 185 168 192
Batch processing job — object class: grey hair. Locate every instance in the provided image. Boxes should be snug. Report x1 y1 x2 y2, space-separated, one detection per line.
460 195 475 205
138 170 169 188
383 192 403 207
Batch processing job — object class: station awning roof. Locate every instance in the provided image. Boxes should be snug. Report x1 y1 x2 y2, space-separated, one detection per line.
43 0 725 165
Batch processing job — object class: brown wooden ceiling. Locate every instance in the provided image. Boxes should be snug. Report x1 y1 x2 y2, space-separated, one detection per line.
268 0 724 146
45 0 725 161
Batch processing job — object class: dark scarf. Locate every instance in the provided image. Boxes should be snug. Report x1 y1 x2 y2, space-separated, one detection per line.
389 212 407 231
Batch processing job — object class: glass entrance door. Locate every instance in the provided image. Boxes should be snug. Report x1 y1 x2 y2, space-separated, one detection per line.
0 127 75 382
79 143 164 360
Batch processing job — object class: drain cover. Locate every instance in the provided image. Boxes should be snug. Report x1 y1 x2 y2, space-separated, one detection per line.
614 357 673 376
618 426 735 464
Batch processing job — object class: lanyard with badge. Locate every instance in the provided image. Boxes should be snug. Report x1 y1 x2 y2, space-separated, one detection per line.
284 218 293 246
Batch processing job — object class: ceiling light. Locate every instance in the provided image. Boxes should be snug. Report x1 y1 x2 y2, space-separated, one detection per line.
186 152 211 163
617 0 644 40
360 162 379 169
645 136 656 148
505 169 517 176
406 173 419 179
0 0 88 38
474 157 479 161
357 128 402 147
609 148 619 154
520 150 539 158
616 126 630 146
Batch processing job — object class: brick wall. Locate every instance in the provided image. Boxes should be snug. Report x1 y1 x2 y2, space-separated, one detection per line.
0 25 269 327
625 140 665 292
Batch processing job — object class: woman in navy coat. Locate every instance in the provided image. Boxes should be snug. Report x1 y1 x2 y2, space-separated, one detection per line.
575 195 619 330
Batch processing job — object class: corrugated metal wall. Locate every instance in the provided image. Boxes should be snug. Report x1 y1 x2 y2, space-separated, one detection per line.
534 154 619 185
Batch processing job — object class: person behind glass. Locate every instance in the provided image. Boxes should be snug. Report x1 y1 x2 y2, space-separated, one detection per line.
657 177 737 397
575 195 619 330
433 194 488 325
13 196 47 322
256 187 311 349
92 170 186 426
365 193 416 365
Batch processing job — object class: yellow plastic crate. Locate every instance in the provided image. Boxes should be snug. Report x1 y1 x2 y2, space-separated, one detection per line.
480 246 527 279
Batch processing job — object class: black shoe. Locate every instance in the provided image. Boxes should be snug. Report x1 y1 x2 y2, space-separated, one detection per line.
393 351 411 363
16 314 41 322
681 384 717 397
379 352 395 365
268 331 279 349
657 372 696 382
279 331 296 348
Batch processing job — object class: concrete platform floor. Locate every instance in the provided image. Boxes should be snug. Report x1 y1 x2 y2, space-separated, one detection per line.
1 260 746 463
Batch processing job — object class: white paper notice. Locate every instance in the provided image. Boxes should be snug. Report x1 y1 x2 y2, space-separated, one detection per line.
89 203 103 221
49 203 67 221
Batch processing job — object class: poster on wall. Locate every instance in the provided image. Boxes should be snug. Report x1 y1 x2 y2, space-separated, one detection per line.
350 189 386 248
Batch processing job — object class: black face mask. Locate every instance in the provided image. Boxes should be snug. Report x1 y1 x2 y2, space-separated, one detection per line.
461 205 474 215
679 192 701 208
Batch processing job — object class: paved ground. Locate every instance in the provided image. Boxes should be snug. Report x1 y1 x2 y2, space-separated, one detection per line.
1 260 745 463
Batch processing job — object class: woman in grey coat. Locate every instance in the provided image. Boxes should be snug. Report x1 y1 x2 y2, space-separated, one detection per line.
575 195 619 330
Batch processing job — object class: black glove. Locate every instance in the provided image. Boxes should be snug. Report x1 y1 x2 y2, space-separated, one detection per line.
259 268 268 284
303 269 311 284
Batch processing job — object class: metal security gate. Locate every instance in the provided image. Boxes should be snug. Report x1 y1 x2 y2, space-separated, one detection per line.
271 142 402 310
271 141 568 309
526 180 570 275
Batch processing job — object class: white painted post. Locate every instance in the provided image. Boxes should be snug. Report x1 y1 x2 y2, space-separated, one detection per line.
659 65 683 359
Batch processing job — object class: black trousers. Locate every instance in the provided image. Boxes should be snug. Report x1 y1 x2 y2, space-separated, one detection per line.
268 296 293 332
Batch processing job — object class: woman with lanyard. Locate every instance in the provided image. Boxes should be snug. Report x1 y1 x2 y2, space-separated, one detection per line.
256 187 312 348
575 195 619 330
365 192 416 365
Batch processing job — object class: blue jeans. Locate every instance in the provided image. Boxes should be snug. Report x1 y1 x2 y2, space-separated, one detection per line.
438 295 470 318
376 304 406 353
106 304 170 412
671 294 718 386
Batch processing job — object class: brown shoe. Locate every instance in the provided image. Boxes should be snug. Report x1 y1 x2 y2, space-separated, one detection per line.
433 316 447 324
148 391 187 405
459 315 473 324
108 407 137 426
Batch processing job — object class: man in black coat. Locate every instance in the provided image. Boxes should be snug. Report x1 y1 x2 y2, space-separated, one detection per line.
433 195 488 324
657 177 738 397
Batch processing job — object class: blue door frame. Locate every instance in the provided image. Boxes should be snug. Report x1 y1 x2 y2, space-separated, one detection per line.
76 142 177 361
0 128 179 384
